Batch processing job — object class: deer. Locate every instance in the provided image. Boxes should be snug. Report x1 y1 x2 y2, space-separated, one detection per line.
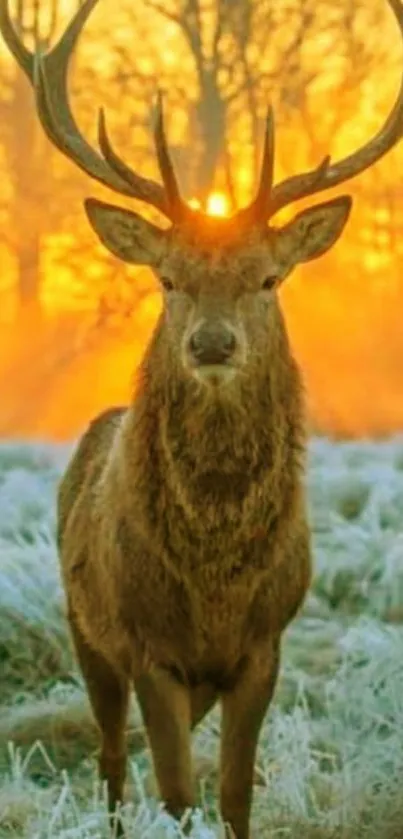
2 0 403 836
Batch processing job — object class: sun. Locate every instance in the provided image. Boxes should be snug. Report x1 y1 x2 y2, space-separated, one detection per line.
206 191 230 217
188 192 230 217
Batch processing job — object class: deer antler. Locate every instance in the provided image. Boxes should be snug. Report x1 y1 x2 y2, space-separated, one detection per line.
239 0 403 224
0 0 185 222
244 106 275 220
2 0 403 227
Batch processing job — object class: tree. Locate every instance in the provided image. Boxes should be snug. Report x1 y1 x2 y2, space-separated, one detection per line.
0 0 93 319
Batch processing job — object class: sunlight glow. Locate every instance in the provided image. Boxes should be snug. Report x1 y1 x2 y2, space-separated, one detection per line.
187 193 230 216
206 191 230 217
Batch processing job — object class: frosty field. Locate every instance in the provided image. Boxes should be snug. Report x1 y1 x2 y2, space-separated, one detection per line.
1 437 403 838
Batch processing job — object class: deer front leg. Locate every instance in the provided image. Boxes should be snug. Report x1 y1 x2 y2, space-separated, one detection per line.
219 640 280 839
134 668 195 820
68 612 129 837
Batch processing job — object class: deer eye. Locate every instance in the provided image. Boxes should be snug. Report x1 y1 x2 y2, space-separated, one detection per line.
160 276 174 292
261 275 277 291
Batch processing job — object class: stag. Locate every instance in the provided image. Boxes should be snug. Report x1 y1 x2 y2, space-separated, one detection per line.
1 0 403 836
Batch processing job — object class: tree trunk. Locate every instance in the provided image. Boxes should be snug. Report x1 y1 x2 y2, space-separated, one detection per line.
194 70 226 202
10 69 44 319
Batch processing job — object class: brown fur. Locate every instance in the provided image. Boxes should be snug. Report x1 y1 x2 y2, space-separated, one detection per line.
56 200 356 837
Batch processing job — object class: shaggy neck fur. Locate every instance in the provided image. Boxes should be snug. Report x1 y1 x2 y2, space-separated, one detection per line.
121 309 306 569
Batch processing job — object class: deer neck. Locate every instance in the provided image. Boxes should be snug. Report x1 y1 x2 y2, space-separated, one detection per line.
115 316 305 571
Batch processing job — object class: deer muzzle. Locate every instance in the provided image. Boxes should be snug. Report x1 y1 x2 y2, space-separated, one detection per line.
185 319 240 385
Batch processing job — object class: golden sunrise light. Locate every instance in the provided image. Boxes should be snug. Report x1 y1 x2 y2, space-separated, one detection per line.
205 191 230 217
188 193 230 216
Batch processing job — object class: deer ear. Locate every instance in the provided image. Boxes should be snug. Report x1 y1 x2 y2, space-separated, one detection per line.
84 198 167 265
279 195 352 263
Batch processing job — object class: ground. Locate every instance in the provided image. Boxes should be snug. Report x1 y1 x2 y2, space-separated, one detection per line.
1 436 403 838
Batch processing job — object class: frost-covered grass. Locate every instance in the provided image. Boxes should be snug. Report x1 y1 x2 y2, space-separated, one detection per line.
1 437 403 837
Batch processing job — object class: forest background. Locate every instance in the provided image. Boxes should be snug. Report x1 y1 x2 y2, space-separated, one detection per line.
0 0 402 440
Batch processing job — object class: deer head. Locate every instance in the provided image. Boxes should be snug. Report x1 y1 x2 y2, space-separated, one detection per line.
1 0 403 387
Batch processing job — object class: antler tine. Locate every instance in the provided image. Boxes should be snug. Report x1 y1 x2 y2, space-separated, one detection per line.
258 105 276 208
268 0 403 218
251 106 276 218
0 0 171 218
96 107 170 214
0 0 34 77
153 91 185 221
235 105 275 225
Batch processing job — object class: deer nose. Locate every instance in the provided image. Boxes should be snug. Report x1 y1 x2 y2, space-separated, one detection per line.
188 322 237 365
